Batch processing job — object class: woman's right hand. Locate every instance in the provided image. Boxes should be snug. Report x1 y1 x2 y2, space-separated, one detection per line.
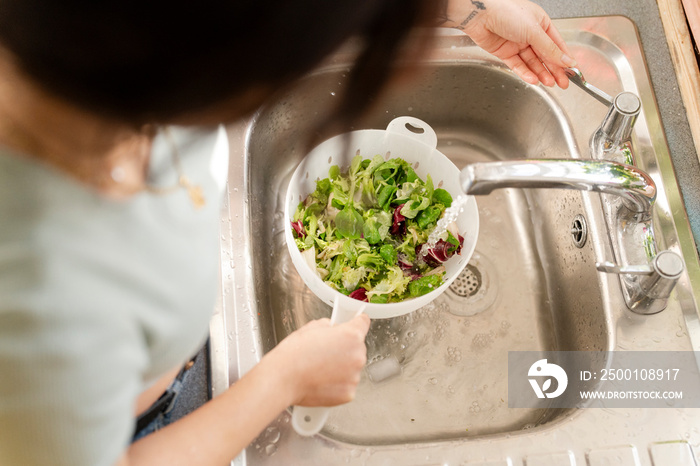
265 313 371 407
441 0 575 88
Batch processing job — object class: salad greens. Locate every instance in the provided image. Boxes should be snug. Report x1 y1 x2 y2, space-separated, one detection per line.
291 154 464 303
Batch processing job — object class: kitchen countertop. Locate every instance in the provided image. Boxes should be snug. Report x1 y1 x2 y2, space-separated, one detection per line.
175 0 700 442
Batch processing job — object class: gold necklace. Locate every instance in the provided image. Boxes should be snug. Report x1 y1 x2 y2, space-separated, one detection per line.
145 127 206 209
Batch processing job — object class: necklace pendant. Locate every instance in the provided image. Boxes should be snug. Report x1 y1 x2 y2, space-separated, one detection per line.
144 128 208 209
179 174 205 209
187 185 206 209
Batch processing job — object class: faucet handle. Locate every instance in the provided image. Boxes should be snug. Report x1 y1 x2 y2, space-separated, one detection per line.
596 250 683 278
595 261 653 275
565 68 613 106
566 67 642 152
596 250 685 314
598 92 641 148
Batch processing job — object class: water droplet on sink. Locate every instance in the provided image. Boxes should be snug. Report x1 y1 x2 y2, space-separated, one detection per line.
264 444 277 456
434 325 445 341
264 426 281 443
446 346 462 363
472 333 493 349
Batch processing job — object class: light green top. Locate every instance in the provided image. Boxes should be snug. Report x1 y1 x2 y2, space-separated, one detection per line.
0 126 228 465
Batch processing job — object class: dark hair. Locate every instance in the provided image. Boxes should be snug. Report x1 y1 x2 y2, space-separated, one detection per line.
0 0 436 125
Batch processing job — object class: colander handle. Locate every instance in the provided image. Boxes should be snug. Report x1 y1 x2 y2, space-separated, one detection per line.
291 298 365 437
291 405 331 438
386 116 438 149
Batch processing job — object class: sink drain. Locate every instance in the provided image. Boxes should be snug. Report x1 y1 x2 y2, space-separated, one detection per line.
449 264 482 297
571 214 587 248
445 252 498 316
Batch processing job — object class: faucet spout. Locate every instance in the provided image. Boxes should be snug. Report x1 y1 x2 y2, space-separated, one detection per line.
460 159 656 216
459 158 682 314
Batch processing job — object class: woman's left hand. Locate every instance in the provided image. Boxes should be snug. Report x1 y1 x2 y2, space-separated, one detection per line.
439 0 576 88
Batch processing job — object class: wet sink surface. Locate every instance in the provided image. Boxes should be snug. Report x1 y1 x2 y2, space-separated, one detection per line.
212 16 700 466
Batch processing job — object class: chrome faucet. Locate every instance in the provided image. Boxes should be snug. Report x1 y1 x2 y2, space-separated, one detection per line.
460 158 656 218
565 68 641 164
459 69 684 315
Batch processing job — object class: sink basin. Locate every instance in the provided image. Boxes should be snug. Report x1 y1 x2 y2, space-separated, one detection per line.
212 16 700 465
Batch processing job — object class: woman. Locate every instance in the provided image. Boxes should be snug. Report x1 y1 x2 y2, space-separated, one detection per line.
0 0 574 464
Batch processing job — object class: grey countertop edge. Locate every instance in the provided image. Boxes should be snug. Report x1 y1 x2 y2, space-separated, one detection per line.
536 0 700 256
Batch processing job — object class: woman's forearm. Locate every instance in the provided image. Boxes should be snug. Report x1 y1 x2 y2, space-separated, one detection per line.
122 314 369 466
125 354 296 466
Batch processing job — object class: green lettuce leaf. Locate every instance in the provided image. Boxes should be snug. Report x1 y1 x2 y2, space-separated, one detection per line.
408 274 444 297
335 205 364 239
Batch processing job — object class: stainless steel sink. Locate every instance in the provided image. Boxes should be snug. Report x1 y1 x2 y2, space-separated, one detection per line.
212 16 700 465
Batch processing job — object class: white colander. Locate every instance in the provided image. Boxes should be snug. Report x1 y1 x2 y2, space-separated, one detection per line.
284 116 479 436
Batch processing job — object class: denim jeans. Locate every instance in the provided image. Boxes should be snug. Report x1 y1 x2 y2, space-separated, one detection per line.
132 362 194 442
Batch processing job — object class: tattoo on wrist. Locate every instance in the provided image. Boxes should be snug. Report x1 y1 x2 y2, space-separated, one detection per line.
434 0 487 29
459 0 486 30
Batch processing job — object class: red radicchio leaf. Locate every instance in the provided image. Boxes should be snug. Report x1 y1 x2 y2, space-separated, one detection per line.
390 204 407 237
291 220 306 238
349 288 369 302
405 269 423 280
419 235 465 267
398 258 413 271
398 256 421 279
455 234 464 254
